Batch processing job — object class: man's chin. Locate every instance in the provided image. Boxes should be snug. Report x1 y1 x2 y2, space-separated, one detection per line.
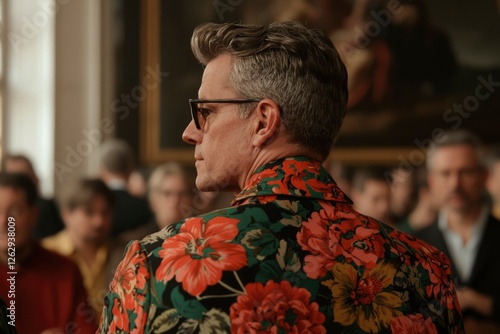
195 178 214 193
447 201 473 213
446 196 469 206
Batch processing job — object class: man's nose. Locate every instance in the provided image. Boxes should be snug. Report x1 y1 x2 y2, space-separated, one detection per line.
449 172 461 190
182 120 201 145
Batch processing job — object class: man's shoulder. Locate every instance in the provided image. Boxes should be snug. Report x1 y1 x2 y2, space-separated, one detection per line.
485 213 500 229
30 244 82 278
391 226 446 254
138 206 245 248
111 190 151 232
40 229 72 254
476 213 500 248
414 221 440 239
36 244 76 266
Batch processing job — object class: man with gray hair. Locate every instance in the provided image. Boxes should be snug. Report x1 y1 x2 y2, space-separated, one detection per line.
99 22 463 333
416 130 500 330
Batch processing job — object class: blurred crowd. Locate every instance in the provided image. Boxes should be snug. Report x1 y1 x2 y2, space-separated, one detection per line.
2 129 500 332
0 139 232 333
325 129 500 333
0 0 498 332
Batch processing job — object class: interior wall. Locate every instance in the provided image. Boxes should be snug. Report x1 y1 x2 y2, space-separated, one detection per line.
3 0 114 199
53 0 114 201
3 0 55 197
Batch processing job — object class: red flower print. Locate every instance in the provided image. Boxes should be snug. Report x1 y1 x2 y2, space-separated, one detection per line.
390 230 436 264
110 299 130 333
268 160 319 196
306 177 339 199
246 166 279 189
298 205 384 279
390 314 438 334
389 232 461 313
156 216 247 296
230 280 326 334
282 159 318 175
108 296 147 334
297 209 343 279
330 219 386 269
110 241 150 309
420 251 456 309
256 195 278 205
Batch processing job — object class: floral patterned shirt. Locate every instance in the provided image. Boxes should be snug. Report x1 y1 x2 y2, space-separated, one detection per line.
98 157 464 333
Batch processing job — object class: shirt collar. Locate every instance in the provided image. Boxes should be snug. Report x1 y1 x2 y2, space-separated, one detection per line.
52 229 77 256
232 156 352 206
106 178 128 191
48 229 110 261
438 205 490 237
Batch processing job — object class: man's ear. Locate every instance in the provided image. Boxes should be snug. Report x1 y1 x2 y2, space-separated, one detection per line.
252 99 281 148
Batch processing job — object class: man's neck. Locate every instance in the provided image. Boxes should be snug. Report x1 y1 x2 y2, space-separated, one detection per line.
67 230 104 267
101 170 128 189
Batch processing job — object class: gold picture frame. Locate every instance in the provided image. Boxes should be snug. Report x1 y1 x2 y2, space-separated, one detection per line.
138 0 500 167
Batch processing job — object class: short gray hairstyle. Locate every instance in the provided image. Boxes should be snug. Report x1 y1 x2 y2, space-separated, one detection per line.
191 21 348 161
148 162 194 196
426 130 484 171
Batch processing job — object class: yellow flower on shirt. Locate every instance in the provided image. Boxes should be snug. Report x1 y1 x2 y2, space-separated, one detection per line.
323 262 403 333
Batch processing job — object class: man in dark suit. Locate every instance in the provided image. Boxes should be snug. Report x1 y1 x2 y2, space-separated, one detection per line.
416 130 500 328
99 139 151 237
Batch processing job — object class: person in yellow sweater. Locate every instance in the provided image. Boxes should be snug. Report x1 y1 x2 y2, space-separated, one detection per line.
42 178 127 320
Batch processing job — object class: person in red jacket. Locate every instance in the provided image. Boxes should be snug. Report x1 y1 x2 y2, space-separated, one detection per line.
0 173 96 334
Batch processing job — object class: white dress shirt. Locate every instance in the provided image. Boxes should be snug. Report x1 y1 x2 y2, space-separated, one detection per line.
438 205 489 284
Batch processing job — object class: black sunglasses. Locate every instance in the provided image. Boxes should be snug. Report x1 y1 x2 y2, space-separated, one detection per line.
189 99 262 130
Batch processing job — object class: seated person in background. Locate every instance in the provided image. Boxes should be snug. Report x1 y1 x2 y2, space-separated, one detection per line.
351 166 393 225
122 162 198 239
123 163 229 241
127 166 152 198
148 162 196 230
397 166 438 234
486 147 500 220
415 130 500 331
3 154 64 239
42 178 127 320
99 139 151 236
389 166 416 223
98 21 463 332
0 173 96 333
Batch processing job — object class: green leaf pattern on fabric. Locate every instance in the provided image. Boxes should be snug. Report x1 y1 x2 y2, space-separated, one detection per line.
98 157 464 333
